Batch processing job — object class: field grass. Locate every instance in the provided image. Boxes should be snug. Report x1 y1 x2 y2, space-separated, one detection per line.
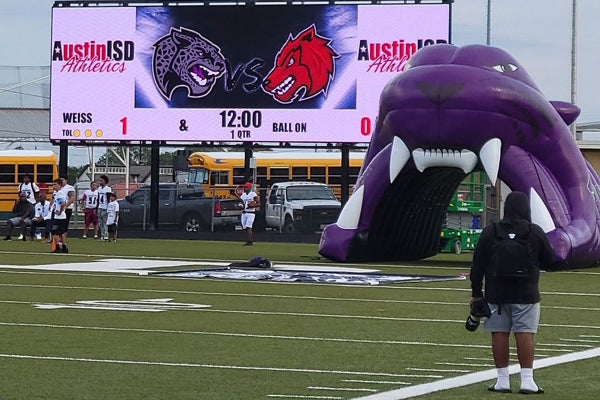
0 237 598 400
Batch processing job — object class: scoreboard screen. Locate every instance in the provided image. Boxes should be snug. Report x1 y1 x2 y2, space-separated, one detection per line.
50 3 450 143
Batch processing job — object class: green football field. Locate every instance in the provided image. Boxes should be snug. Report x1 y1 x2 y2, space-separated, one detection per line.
0 238 599 400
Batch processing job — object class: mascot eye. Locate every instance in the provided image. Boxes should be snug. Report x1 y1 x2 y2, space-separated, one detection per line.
287 57 295 67
492 63 518 73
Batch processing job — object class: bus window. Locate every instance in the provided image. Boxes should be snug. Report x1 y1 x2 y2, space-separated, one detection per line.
37 164 55 183
309 166 326 183
269 167 289 183
189 168 209 184
328 167 342 185
18 164 34 182
349 167 361 185
232 167 246 185
292 166 308 180
0 164 15 183
257 167 268 187
211 170 230 185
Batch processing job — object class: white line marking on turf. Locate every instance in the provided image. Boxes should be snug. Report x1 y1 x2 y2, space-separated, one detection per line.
535 348 571 352
33 298 211 312
435 362 493 367
561 338 600 343
0 353 413 378
0 258 199 274
406 368 471 373
349 347 600 400
308 387 377 392
342 380 411 386
537 342 593 348
4 290 600 330
0 321 488 350
2 281 599 303
267 395 342 399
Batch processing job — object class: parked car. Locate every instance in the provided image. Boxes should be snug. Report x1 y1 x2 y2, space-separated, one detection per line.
264 182 341 233
117 183 241 231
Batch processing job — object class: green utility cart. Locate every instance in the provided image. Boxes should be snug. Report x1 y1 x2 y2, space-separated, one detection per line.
440 172 485 254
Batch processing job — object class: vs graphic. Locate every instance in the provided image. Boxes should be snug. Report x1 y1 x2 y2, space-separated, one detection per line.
151 25 338 104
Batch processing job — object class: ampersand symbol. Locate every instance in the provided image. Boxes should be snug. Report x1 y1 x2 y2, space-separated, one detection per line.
179 119 188 131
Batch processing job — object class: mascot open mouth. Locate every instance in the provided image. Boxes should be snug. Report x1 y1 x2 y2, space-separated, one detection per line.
189 64 220 86
270 76 296 96
319 44 600 268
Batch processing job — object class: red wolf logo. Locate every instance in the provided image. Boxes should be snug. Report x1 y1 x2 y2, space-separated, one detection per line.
262 25 338 104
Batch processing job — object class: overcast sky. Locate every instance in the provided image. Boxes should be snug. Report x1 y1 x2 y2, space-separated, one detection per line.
1 0 599 165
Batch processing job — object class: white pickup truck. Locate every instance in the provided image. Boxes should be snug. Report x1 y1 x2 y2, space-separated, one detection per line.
264 181 341 233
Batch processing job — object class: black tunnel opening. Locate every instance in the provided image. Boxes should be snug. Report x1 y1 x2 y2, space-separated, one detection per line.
348 168 467 261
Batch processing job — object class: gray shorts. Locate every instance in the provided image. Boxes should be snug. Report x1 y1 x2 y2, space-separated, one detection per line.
8 217 31 227
483 303 540 333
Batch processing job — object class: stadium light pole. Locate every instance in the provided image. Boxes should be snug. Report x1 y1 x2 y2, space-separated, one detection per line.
571 0 578 139
486 0 491 45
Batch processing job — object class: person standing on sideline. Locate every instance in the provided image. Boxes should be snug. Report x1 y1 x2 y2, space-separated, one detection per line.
238 182 259 246
29 192 52 242
96 175 112 240
18 174 38 239
59 177 76 227
470 191 554 394
19 174 39 206
50 179 68 253
3 192 33 241
80 181 99 238
105 192 120 242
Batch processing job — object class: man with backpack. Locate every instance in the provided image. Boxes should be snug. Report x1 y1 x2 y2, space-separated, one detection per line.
470 191 554 394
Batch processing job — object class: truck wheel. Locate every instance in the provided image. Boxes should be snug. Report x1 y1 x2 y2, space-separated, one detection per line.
283 216 296 233
453 240 462 255
183 213 205 232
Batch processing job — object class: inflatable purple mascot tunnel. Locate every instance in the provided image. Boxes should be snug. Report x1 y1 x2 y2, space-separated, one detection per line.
319 44 600 269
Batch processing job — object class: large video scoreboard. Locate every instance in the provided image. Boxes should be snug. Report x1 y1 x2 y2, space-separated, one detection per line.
50 3 450 143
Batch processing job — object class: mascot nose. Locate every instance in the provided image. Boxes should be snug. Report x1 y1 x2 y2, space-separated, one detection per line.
415 81 464 104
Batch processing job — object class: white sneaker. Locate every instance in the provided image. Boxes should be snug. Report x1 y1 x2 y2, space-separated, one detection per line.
36 233 42 240
18 234 23 240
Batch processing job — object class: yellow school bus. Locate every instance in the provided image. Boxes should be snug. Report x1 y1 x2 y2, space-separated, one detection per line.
0 150 58 218
187 151 365 198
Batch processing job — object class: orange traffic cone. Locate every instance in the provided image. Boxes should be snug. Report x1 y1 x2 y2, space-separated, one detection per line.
51 238 57 252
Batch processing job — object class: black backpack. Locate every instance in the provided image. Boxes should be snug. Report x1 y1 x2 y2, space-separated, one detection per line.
491 222 535 279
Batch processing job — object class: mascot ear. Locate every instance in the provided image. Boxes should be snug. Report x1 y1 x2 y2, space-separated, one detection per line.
171 28 193 47
550 100 580 126
298 25 317 42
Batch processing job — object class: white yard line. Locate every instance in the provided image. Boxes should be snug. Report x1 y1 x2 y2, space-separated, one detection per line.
350 347 600 400
2 293 600 329
0 321 488 350
434 362 493 367
342 380 411 386
405 368 471 373
307 387 377 393
2 279 598 300
0 353 419 378
267 395 342 399
537 342 593 348
560 338 600 343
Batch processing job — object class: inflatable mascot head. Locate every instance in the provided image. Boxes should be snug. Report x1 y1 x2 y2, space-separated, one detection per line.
320 44 600 268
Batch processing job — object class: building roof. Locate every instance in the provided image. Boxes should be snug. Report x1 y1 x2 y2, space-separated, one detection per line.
0 108 49 142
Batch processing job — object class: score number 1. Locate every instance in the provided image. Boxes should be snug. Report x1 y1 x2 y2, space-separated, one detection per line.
120 117 128 135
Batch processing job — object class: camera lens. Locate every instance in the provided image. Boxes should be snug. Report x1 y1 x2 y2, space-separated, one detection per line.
465 314 481 332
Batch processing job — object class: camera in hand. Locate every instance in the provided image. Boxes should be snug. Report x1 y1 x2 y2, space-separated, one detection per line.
465 299 491 332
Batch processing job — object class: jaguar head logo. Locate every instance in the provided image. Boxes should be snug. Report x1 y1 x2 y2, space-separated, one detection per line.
262 25 338 104
152 27 226 100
